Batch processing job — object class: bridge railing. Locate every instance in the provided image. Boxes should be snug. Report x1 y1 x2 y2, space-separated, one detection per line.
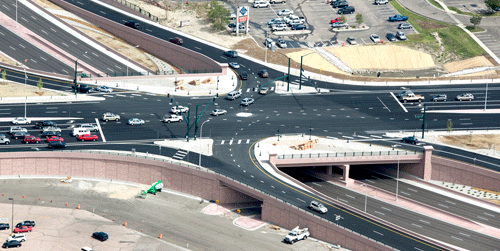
276 150 421 160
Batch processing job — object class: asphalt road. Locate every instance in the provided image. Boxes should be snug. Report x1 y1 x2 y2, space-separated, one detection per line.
0 0 145 76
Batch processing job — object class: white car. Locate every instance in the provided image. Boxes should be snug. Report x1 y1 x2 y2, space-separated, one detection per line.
11 117 31 125
163 114 183 123
253 1 270 8
277 9 294 16
101 112 120 122
229 62 240 69
128 118 145 125
241 98 254 106
277 38 287 48
309 200 328 213
8 233 26 242
272 24 287 31
171 106 189 114
211 109 227 116
96 85 113 93
284 226 310 244
370 34 381 43
284 14 299 24
78 123 99 132
43 126 62 133
347 37 357 45
9 126 28 134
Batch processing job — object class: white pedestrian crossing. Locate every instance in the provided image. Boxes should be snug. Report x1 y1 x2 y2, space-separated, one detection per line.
173 150 188 160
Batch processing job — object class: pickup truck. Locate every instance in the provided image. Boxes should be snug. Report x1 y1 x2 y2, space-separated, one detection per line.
399 93 424 103
284 226 310 244
163 115 183 123
388 15 408 22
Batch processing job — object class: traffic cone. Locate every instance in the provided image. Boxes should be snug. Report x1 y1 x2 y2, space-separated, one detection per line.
159 234 163 239
124 221 127 226
22 195 25 198
65 203 68 206
39 198 41 200
77 204 80 209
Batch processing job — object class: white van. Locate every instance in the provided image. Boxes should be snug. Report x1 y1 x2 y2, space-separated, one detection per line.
226 90 242 100
72 128 91 137
253 1 269 8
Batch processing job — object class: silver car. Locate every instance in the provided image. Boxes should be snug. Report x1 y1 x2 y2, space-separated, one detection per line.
241 98 255 106
96 85 113 93
398 23 412 29
456 93 474 101
229 62 240 69
128 118 145 125
370 34 380 43
211 109 227 116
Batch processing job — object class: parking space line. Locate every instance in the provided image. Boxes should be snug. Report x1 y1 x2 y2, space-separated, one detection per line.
389 92 408 113
95 118 106 142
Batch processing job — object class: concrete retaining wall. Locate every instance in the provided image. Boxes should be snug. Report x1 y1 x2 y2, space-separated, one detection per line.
0 151 395 251
48 0 222 74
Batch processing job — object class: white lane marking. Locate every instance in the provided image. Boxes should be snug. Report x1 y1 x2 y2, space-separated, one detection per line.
221 140 225 145
103 95 114 98
459 232 470 237
438 204 449 208
357 135 369 139
419 219 430 224
40 56 46 61
237 139 241 144
375 211 385 215
408 188 418 192
146 28 153 32
115 94 126 97
412 223 422 228
373 231 383 236
414 247 424 251
45 111 57 113
18 44 25 48
271 185 275 188
131 94 142 96
195 47 201 50
445 200 456 205
400 191 411 196
95 118 106 142
366 180 375 184
370 135 382 138
100 11 106 14
345 194 355 199
229 139 233 145
297 198 306 203
477 216 489 221
246 139 250 144
250 175 254 178
484 212 495 217
377 96 391 113
381 207 391 211
338 198 348 203
342 136 354 139
282 191 286 193
389 92 408 113
312 182 322 187
451 236 463 241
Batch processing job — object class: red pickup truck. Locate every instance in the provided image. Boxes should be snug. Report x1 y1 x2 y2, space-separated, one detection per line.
78 134 98 141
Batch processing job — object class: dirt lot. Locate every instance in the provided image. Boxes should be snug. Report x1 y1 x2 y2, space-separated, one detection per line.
436 134 500 150
0 80 65 97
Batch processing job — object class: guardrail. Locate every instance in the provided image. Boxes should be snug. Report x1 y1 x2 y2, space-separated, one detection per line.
276 150 421 159
115 0 159 22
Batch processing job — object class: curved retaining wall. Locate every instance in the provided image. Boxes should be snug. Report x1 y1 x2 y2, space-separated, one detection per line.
0 151 394 251
48 0 222 74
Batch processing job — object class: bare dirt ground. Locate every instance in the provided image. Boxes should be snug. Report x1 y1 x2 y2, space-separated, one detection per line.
0 53 17 66
0 80 65 97
436 134 500 150
444 55 495 75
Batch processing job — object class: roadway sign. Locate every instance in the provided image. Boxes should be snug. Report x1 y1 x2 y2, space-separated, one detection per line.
238 16 248 23
415 114 423 119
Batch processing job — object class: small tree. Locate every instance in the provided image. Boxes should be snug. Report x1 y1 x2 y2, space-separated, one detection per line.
355 13 363 25
207 0 230 31
470 15 482 27
1 70 5 80
485 0 500 11
37 78 43 90
447 120 453 135
340 14 346 23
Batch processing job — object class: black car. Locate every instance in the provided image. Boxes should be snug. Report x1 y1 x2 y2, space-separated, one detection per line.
124 20 139 29
11 132 29 140
72 84 93 93
258 69 269 78
0 223 9 230
48 141 66 149
35 120 57 129
386 33 396 41
338 6 355 14
169 37 183 45
333 1 348 8
291 24 306 30
240 71 248 80
92 232 109 241
16 221 35 228
224 50 238 58
41 131 62 137
2 240 21 248
402 136 418 144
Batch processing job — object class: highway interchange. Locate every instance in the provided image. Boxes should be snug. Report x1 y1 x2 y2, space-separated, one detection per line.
1 0 500 250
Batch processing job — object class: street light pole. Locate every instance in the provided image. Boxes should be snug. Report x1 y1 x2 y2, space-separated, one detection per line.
361 184 367 212
24 67 27 118
484 61 488 111
421 103 426 139
16 0 18 28
396 156 400 201
299 52 315 90
8 198 14 232
74 51 87 96
199 120 210 168
265 37 268 63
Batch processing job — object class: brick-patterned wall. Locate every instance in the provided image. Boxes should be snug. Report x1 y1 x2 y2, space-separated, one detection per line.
431 156 500 192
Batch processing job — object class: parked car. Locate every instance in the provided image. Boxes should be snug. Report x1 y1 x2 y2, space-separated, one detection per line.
13 225 32 233
431 94 447 102
277 9 293 16
267 18 284 25
81 247 93 251
11 132 29 140
270 0 286 3
42 126 61 133
253 0 270 8
124 20 139 29
224 50 238 58
346 37 357 45
229 62 240 69
291 24 307 30
309 201 328 213
241 98 255 106
396 31 407 40
398 23 413 29
20 221 35 227
332 1 348 8
386 33 396 41
78 134 98 141
240 71 248 80
456 93 474 101
259 87 269 95
331 17 343 23
48 141 66 149
22 135 40 144
102 112 120 122
211 109 227 116
0 223 9 230
169 37 183 45
2 240 21 248
96 85 113 93
127 118 145 125
46 136 64 142
258 69 269 78
162 115 183 123
8 234 26 242
375 0 388 4
171 106 189 114
35 120 56 129
338 6 355 14
41 131 61 137
331 22 347 28
92 232 109 241
402 136 418 144
370 34 381 43
272 24 287 31
9 126 28 134
388 15 408 22
284 226 310 244
11 117 31 125
277 38 287 48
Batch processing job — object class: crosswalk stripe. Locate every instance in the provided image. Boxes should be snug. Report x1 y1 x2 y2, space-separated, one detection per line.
237 139 242 144
357 135 369 139
115 94 126 97
221 140 225 145
342 136 354 139
246 139 250 144
229 139 233 145
246 88 251 92
370 135 382 138
103 95 114 98
270 87 275 91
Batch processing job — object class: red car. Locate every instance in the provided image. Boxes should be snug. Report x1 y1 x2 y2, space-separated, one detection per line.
46 136 64 142
23 135 40 144
78 134 98 141
13 225 32 233
331 17 343 24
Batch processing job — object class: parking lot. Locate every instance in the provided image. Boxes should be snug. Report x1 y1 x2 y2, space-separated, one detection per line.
228 0 417 49
442 0 490 13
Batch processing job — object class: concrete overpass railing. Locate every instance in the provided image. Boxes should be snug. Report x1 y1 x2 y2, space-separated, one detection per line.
275 150 421 159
